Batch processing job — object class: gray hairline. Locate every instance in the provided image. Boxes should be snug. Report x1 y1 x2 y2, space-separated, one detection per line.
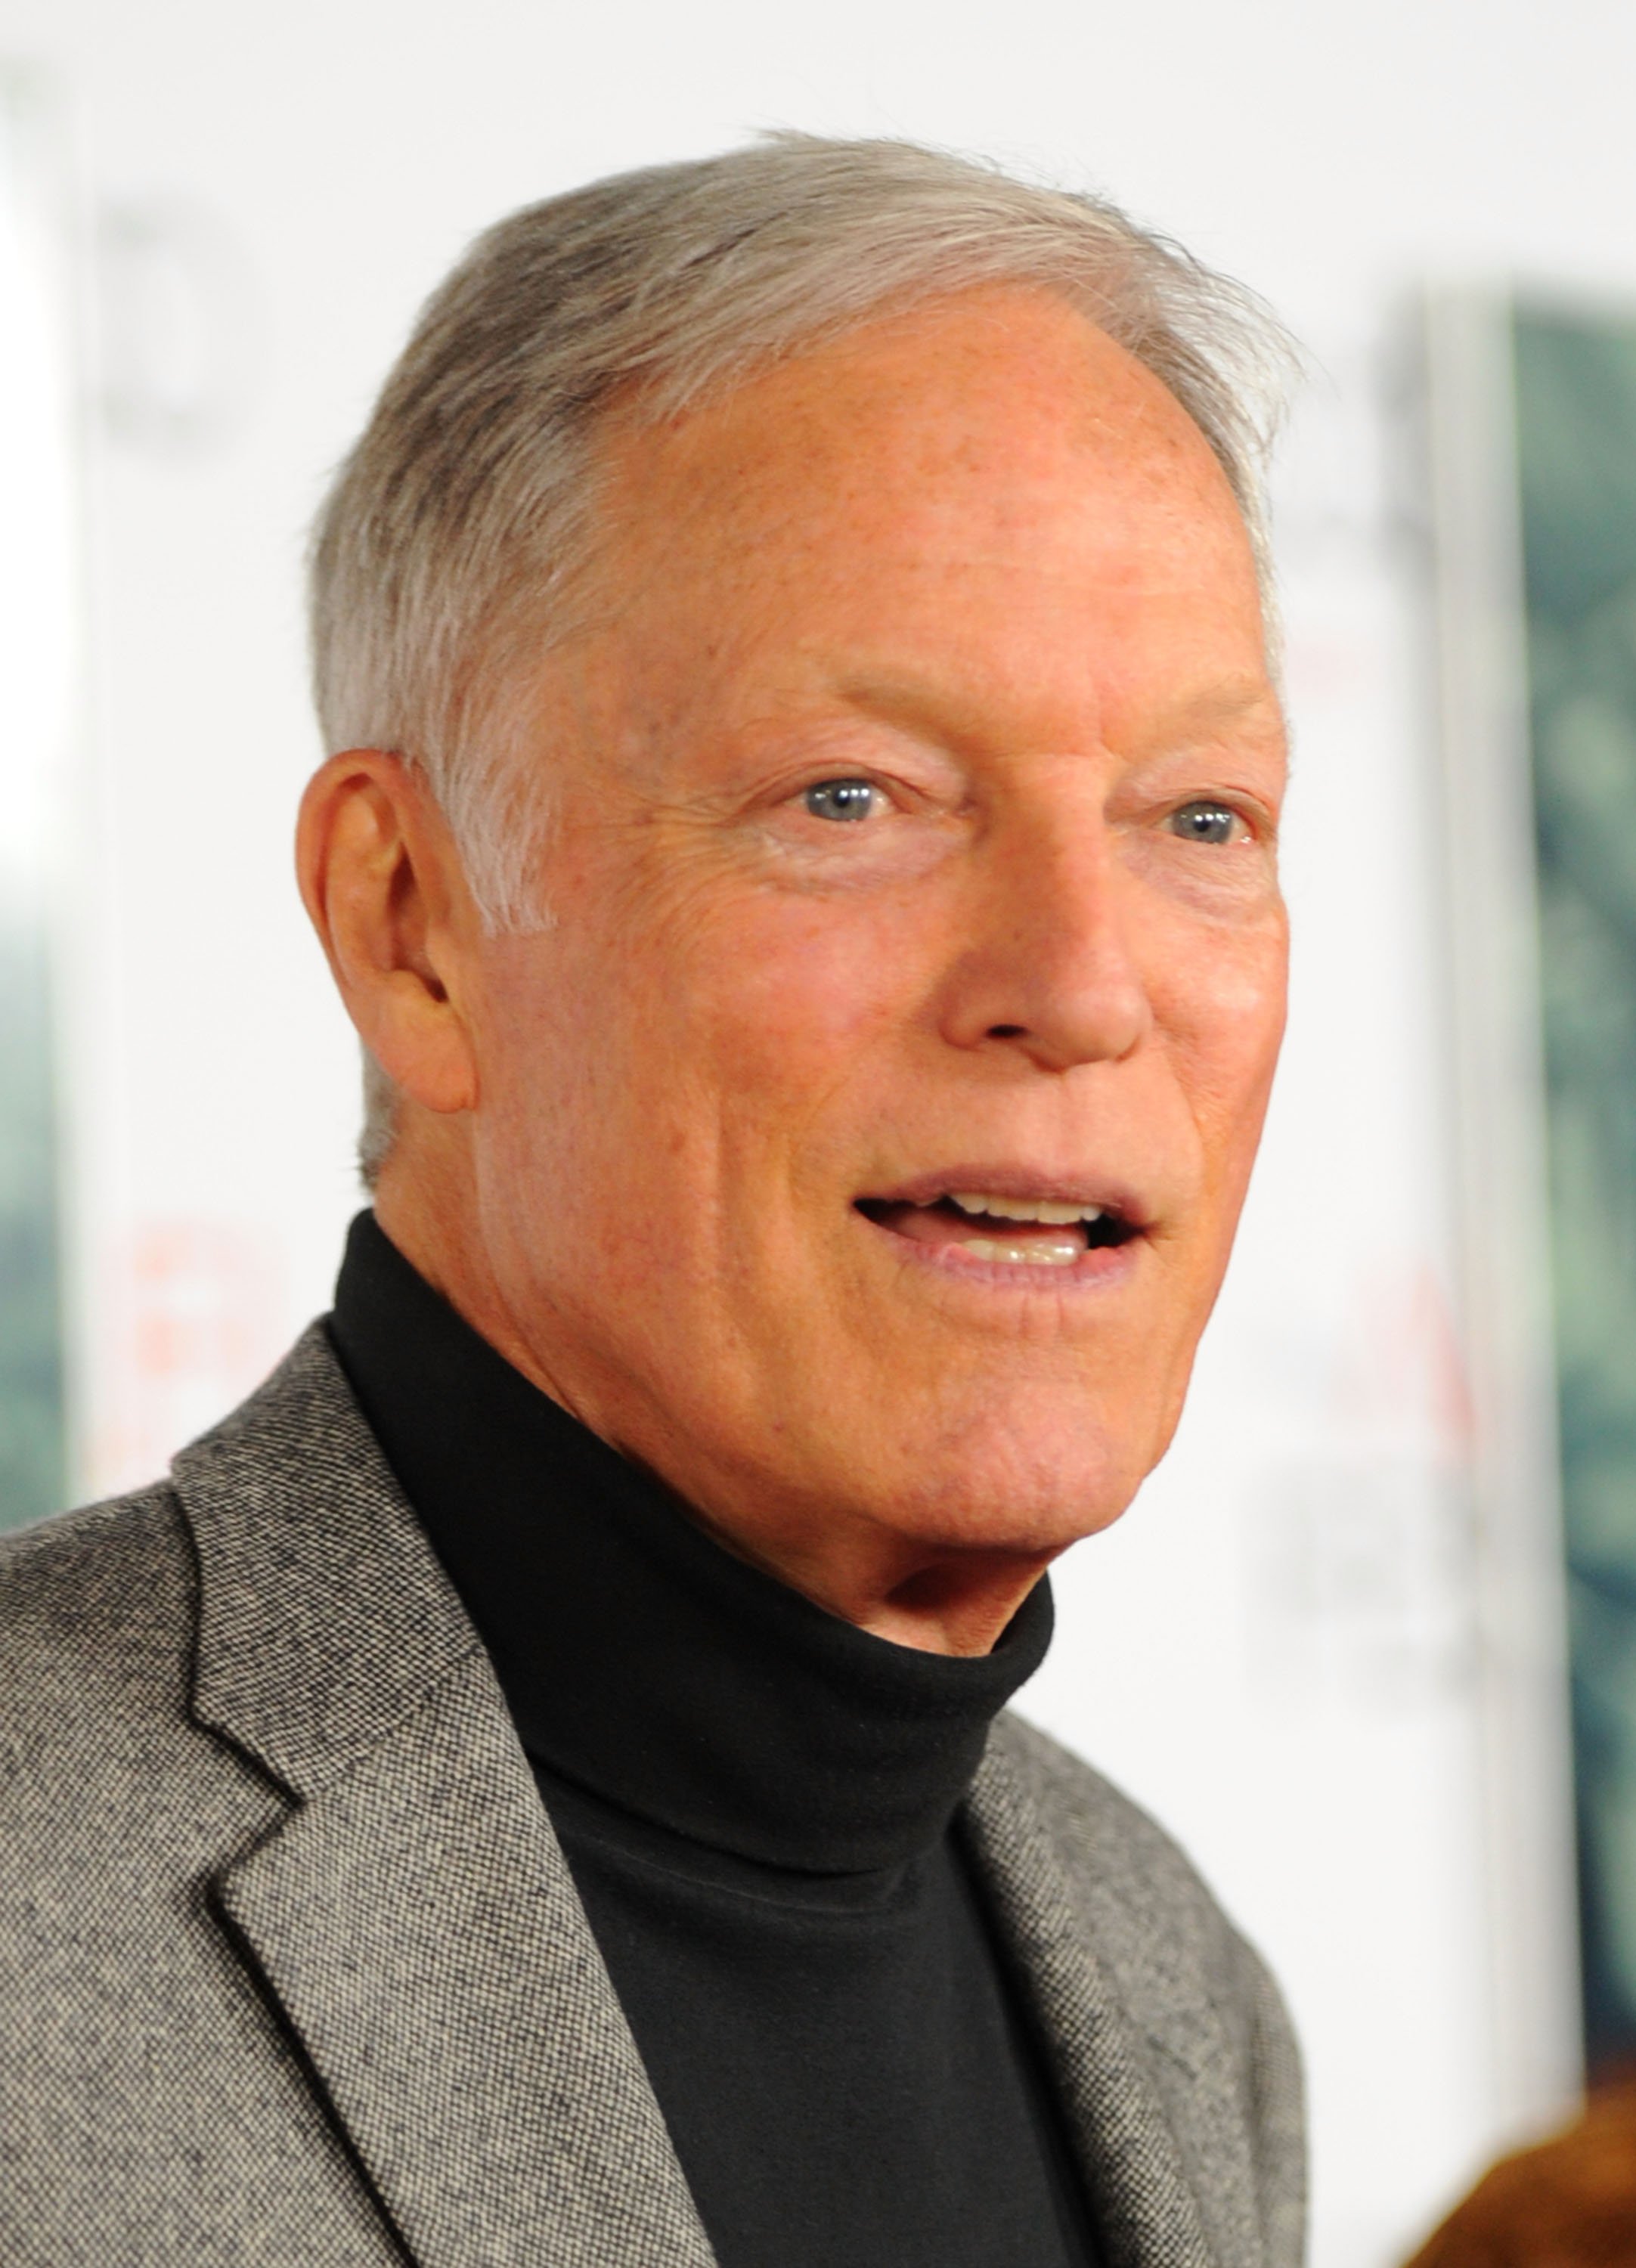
314 135 1298 1186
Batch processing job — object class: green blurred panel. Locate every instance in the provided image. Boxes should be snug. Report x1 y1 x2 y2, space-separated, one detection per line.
1516 308 1636 2070
0 916 65 1531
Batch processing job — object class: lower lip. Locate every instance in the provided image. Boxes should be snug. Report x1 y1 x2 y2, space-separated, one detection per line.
856 1212 1145 1294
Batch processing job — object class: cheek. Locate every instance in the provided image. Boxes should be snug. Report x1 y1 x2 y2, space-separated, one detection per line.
670 890 926 1108
479 885 925 1199
1150 912 1288 1186
469 959 606 1198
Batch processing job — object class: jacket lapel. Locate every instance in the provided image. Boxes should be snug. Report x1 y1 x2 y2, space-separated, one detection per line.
174 1327 715 2268
964 1721 1263 2268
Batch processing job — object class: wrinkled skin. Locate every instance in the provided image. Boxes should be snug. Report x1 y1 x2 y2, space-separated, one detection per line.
298 285 1289 1655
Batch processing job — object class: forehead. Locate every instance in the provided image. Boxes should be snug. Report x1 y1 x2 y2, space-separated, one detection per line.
573 285 1270 749
599 285 1244 555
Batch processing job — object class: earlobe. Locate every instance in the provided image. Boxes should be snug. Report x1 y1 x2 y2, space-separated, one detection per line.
296 751 481 1117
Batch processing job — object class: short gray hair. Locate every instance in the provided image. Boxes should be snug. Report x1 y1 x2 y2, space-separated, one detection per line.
311 133 1295 1182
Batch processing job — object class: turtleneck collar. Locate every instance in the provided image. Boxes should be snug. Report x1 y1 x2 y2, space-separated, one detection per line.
326 1211 1052 1874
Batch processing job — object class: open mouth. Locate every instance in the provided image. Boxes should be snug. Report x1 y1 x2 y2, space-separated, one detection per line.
854 1188 1142 1270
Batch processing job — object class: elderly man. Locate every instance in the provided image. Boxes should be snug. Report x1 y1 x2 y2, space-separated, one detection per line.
2 138 1301 2267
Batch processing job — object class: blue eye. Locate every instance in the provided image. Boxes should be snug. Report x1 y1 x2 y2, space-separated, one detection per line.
1169 800 1238 846
804 778 880 823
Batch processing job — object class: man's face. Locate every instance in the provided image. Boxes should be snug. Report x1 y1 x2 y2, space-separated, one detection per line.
460 286 1287 1597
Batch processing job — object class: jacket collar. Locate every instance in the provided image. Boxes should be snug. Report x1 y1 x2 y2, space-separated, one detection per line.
968 1722 1269 2268
173 1325 717 2268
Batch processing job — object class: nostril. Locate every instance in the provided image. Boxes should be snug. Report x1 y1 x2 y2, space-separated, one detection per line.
987 1024 1026 1040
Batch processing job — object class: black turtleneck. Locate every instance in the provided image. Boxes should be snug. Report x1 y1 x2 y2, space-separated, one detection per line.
327 1212 1098 2268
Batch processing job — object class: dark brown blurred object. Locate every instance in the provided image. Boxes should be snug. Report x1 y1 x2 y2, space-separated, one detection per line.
1404 2080 1636 2267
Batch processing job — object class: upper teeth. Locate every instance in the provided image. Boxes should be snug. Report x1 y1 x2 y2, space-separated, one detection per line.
949 1192 1105 1225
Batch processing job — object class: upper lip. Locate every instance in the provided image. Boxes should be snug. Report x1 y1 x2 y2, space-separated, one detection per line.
856 1163 1154 1228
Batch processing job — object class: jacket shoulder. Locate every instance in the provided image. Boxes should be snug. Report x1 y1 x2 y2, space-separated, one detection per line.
987 1706 1297 2042
0 1476 397 2263
990 1710 1241 1932
0 1479 264 1856
0 1483 197 1721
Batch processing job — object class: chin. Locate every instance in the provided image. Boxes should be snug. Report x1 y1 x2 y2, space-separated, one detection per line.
863 1398 1156 1560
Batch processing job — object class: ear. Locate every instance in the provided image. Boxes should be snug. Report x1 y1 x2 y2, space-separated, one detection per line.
296 751 480 1116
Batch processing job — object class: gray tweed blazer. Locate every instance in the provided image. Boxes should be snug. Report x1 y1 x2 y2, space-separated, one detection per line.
0 1325 1304 2268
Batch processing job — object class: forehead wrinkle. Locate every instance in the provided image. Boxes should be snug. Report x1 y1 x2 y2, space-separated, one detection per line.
828 655 1280 761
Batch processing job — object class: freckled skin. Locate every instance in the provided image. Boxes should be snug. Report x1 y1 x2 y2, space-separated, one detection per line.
298 285 1289 1656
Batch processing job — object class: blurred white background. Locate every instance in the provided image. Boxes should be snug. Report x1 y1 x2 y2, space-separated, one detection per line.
6 2 1636 2260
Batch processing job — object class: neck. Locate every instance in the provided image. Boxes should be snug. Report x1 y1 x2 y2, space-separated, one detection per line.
328 1204 1055 1869
373 1144 1055 1657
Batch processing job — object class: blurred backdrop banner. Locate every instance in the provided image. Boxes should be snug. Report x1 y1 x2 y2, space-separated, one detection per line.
0 70 75 1533
1513 305 1636 2079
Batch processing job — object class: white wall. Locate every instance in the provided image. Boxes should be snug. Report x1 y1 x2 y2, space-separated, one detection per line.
4 2 1631 2259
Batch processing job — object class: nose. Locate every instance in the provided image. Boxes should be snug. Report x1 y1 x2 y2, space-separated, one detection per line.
935 801 1152 1074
